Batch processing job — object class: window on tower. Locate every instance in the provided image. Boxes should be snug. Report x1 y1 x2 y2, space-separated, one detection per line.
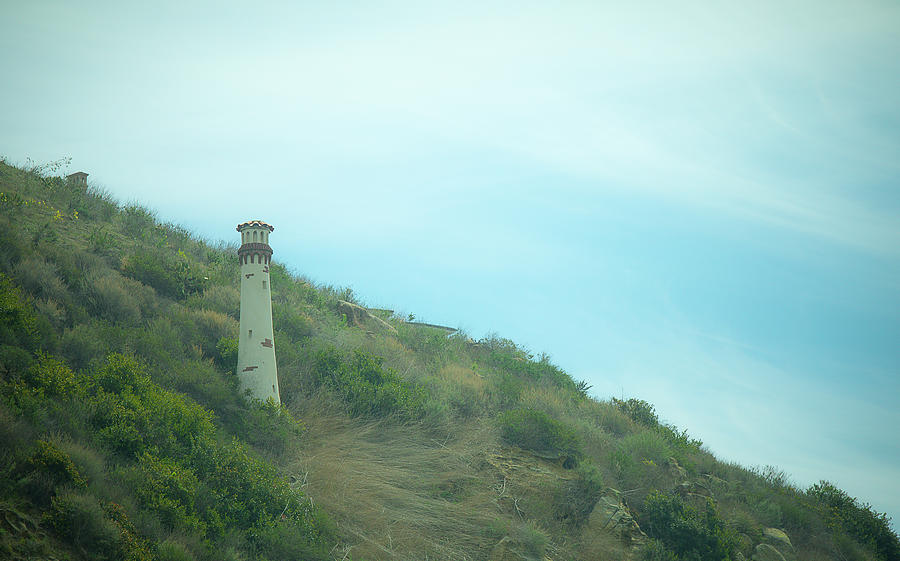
262 280 267 289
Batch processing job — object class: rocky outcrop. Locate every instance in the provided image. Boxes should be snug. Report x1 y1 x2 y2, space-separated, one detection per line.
336 300 397 333
752 543 786 561
585 488 648 556
758 528 795 561
667 457 688 480
762 528 793 549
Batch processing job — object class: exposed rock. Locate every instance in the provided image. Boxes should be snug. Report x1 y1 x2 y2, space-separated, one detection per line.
752 543 786 561
674 480 714 511
529 448 578 469
700 473 729 494
763 528 793 549
675 480 711 497
735 532 755 559
667 457 687 480
484 448 577 483
482 449 646 560
336 300 397 333
761 528 795 560
402 320 457 333
586 488 648 555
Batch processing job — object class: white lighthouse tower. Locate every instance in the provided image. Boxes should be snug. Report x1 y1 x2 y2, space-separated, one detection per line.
236 220 280 403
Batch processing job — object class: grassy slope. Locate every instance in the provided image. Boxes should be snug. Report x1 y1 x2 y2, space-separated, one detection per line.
0 159 897 561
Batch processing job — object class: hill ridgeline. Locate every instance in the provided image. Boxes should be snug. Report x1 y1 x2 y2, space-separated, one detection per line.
0 159 897 561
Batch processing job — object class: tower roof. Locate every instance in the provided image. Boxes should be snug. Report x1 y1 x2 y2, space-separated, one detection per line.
236 220 274 232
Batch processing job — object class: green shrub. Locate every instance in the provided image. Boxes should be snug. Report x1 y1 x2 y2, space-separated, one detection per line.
27 439 87 488
85 272 144 325
33 297 66 328
642 539 679 561
186 285 239 318
86 354 216 459
102 500 155 561
273 306 314 342
17 439 87 507
476 335 580 394
215 337 239 373
94 353 152 395
498 408 581 463
168 358 239 416
78 185 118 222
659 424 703 455
236 399 305 459
611 399 702 457
55 438 107 490
13 256 71 306
251 518 334 561
396 322 457 367
188 438 334 547
620 431 673 466
131 317 181 373
60 322 113 371
0 218 28 273
133 453 206 534
512 520 550 557
88 225 117 253
612 397 659 427
6 346 334 552
808 480 900 561
121 204 157 237
448 383 485 419
0 344 33 375
121 249 207 300
639 491 736 561
312 347 427 421
47 491 121 559
0 274 41 354
24 355 82 398
31 220 60 249
751 498 783 527
157 539 196 561
46 491 152 561
189 309 236 357
489 371 524 409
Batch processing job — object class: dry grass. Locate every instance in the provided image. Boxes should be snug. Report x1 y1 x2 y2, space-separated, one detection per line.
289 401 505 560
436 364 487 395
286 389 628 561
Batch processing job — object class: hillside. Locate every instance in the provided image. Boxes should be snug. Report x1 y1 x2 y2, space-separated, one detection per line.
0 159 897 561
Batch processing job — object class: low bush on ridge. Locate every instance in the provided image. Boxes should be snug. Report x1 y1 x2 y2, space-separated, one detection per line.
498 407 582 465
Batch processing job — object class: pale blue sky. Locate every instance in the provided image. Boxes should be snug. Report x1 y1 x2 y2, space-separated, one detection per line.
2 0 899 527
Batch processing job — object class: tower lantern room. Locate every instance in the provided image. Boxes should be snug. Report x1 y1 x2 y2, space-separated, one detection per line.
235 220 280 403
